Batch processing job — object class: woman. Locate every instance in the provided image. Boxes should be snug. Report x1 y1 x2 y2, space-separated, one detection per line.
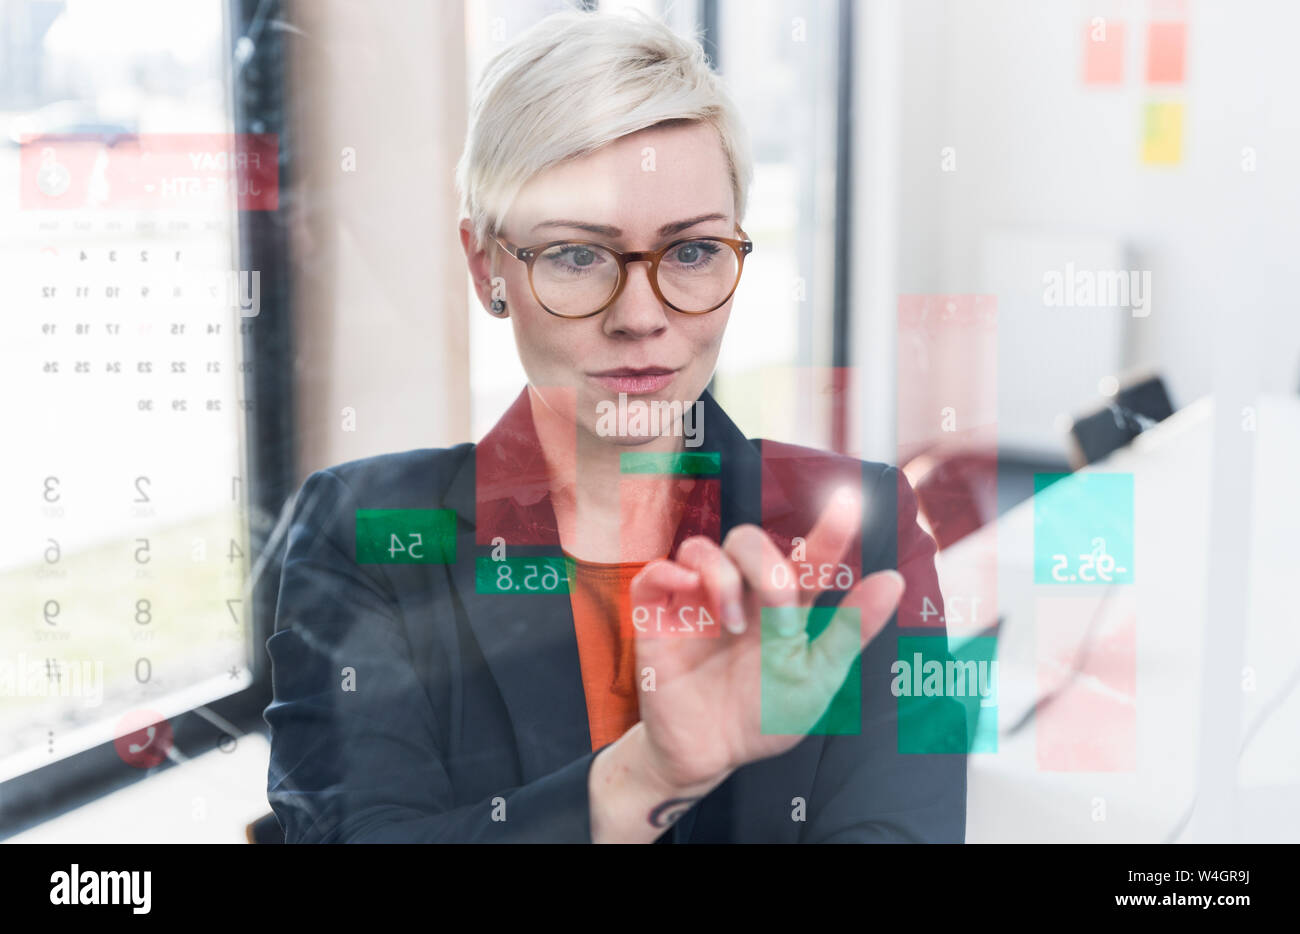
264 8 966 843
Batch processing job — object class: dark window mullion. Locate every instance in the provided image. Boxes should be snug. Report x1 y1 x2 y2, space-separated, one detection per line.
830 0 854 452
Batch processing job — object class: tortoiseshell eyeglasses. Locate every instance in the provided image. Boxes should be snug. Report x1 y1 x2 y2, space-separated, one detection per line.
489 223 753 318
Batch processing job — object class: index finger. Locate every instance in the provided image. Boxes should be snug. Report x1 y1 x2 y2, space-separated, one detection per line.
795 485 863 595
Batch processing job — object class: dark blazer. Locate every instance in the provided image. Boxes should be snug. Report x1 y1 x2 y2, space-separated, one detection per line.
264 388 967 842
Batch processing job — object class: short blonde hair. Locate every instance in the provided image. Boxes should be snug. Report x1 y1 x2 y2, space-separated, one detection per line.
456 7 753 245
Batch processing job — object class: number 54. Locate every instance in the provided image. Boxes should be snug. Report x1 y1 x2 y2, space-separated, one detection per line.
389 533 424 559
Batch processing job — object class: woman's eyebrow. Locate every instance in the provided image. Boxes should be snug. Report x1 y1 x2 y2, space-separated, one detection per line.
530 212 730 239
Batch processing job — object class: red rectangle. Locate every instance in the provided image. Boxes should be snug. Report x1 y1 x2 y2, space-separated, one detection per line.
760 441 864 593
475 387 572 546
1035 592 1137 771
20 133 279 211
896 295 998 636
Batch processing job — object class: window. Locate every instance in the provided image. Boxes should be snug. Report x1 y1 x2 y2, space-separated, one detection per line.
0 0 285 827
709 0 844 450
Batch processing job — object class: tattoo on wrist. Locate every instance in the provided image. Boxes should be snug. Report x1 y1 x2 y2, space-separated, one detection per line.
648 796 700 828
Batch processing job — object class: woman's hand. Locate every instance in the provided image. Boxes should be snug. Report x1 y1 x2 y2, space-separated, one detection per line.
628 486 906 791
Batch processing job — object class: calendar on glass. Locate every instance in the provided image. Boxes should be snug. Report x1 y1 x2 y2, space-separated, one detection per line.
0 5 271 778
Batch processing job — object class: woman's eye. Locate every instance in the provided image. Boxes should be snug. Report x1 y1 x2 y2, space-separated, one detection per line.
550 245 602 268
543 245 605 274
670 241 719 266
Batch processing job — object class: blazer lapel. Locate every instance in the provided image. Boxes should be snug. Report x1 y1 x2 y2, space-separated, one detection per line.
443 390 591 781
445 534 593 780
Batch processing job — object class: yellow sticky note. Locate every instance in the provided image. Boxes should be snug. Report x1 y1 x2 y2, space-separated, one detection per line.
1141 101 1183 165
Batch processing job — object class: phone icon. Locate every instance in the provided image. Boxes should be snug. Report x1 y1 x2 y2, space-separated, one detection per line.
128 725 156 755
115 711 172 768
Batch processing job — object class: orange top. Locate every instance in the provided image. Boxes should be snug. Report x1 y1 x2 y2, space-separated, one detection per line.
565 554 649 751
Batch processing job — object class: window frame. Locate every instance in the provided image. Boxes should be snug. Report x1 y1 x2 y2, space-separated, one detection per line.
0 0 297 838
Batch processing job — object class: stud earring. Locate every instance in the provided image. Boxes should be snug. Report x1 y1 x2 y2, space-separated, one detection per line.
489 298 508 317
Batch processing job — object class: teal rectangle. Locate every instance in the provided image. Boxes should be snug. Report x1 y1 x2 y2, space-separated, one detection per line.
355 509 456 564
619 451 720 475
895 636 992 754
475 556 571 595
1033 472 1134 585
760 606 861 736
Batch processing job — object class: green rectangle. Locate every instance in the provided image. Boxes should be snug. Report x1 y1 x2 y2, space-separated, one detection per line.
761 606 861 736
895 636 994 754
619 451 720 475
475 556 571 595
355 509 456 564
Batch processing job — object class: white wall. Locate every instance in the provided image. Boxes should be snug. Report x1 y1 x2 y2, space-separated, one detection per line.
871 0 1300 456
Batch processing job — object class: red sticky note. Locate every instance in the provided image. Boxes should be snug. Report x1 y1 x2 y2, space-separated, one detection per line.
1083 20 1125 85
1146 21 1186 83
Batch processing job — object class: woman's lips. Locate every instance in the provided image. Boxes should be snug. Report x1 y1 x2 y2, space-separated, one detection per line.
589 369 676 394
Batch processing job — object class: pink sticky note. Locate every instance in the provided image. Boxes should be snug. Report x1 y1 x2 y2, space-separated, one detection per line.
1146 21 1186 83
1083 20 1125 85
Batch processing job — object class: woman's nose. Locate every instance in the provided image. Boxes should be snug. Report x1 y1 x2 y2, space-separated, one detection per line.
601 262 668 338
